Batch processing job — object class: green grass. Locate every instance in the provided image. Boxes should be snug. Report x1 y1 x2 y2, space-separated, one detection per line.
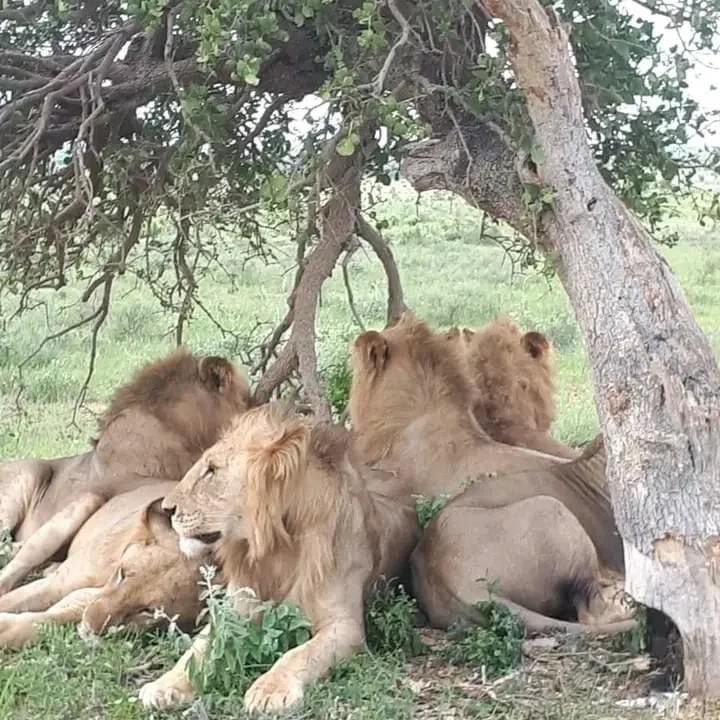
1 183 719 718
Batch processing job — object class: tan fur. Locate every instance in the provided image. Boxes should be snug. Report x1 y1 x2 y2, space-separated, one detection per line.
445 317 578 459
411 492 634 635
0 483 208 647
348 312 566 499
0 348 251 595
138 403 419 714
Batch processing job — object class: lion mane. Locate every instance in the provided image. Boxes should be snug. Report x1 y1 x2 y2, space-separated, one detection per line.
140 402 418 713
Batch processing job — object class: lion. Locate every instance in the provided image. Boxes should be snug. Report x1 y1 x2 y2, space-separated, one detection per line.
137 402 419 714
411 492 634 634
445 318 579 459
410 436 633 634
0 482 211 647
0 348 251 595
349 312 569 499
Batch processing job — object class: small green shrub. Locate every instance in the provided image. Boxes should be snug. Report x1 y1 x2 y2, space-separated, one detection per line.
415 494 449 528
188 570 312 696
440 601 524 679
364 580 424 657
323 360 353 419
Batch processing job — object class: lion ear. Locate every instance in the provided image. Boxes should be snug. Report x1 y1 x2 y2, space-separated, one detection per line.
354 331 389 372
522 331 550 359
462 327 475 343
246 419 310 560
199 356 234 394
129 498 164 546
446 327 460 341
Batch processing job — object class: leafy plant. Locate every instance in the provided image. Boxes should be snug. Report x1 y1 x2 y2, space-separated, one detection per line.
440 601 524 679
323 360 353 419
364 579 423 657
415 495 450 529
0 528 13 570
188 568 312 696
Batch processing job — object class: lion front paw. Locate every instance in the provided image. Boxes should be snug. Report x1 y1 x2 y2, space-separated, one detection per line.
138 672 196 710
244 668 304 715
0 612 35 648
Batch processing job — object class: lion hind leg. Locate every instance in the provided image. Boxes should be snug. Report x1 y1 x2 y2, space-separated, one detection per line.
0 492 105 595
0 459 54 535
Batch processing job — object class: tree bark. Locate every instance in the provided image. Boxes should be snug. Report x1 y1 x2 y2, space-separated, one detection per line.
407 0 720 697
483 0 720 697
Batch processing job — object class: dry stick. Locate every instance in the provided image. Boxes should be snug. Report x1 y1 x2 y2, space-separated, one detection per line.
253 167 362 419
355 214 408 326
341 241 366 331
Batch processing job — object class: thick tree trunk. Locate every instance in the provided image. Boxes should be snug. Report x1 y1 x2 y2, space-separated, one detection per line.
404 0 720 696
483 1 720 696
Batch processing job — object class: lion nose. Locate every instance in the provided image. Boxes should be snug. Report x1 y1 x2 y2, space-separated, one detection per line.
161 499 176 518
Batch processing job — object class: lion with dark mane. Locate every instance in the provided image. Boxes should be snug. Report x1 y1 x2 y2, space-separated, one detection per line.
138 402 418 714
445 317 578 458
0 348 251 596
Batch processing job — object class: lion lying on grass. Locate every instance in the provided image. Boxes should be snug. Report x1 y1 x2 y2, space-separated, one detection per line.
0 482 209 646
411 438 633 634
445 317 579 459
138 402 419 714
0 348 250 596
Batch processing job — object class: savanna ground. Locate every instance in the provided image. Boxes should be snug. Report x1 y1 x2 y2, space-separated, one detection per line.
1 183 719 719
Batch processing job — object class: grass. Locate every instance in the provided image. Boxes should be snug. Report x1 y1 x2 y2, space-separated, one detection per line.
1 183 719 718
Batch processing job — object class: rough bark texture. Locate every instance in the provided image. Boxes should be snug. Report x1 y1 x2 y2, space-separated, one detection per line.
483 0 720 696
407 0 720 697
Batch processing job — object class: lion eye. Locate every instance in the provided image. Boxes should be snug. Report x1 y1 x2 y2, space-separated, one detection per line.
204 465 216 479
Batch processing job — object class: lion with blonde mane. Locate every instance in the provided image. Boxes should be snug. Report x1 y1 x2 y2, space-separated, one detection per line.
138 402 419 714
0 348 251 596
445 317 579 458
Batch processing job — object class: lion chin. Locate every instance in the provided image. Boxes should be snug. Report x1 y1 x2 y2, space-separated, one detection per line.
178 536 216 559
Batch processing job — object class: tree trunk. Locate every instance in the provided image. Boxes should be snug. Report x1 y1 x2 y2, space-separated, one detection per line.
481 1 720 696
404 0 720 696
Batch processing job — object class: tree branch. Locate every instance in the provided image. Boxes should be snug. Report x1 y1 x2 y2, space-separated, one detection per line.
355 214 408 326
253 165 362 419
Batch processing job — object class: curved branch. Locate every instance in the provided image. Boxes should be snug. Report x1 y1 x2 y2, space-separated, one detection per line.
356 214 408 326
254 165 362 420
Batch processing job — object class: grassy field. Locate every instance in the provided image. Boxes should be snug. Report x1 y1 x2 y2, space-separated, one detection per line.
1 184 719 719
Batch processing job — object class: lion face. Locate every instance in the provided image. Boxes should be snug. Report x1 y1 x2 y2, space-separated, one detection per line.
80 500 207 636
162 404 311 563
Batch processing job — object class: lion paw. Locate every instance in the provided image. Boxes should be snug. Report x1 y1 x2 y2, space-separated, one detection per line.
0 612 35 648
138 673 195 709
244 668 304 714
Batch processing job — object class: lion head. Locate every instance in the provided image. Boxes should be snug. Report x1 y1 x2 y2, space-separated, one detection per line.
162 403 355 603
80 498 210 637
349 313 483 462
463 316 556 438
97 347 252 458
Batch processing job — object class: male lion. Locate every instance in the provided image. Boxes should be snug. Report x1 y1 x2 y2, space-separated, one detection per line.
0 482 210 646
349 312 568 499
138 402 419 714
445 318 579 459
0 348 250 595
411 492 634 634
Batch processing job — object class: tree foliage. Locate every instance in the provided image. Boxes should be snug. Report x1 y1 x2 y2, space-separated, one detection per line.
1 0 718 406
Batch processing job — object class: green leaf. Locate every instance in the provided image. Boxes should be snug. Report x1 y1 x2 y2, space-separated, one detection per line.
336 136 357 157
